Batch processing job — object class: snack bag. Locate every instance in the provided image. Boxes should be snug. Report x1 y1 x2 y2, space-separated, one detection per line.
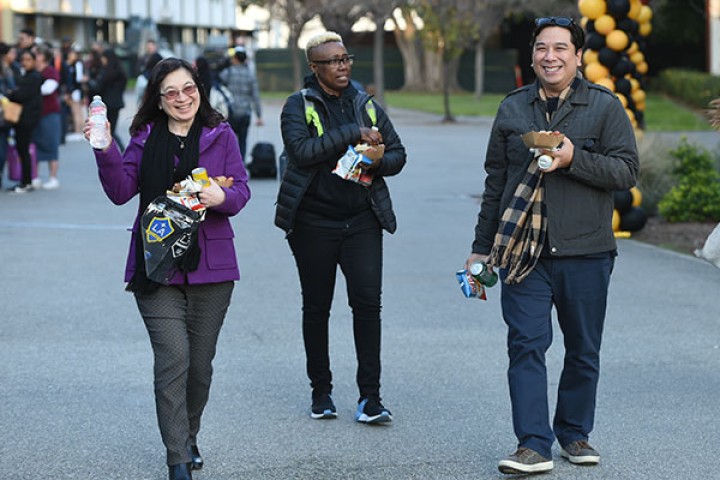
332 144 383 186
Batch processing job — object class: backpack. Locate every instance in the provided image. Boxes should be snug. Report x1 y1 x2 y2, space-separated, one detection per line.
210 81 234 120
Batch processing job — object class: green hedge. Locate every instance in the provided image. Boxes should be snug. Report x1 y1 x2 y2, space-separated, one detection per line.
653 68 720 109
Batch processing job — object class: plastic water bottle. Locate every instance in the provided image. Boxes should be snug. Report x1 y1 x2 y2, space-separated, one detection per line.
88 95 111 149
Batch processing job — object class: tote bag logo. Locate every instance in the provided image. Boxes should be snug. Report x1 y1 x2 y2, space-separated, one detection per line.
146 216 174 243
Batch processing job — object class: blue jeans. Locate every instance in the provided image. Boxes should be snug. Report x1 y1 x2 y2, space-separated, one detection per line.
500 254 614 458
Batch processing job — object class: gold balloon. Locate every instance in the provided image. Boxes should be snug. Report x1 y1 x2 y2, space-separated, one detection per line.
625 108 636 122
636 61 648 74
639 22 652 37
631 89 646 104
595 77 616 91
585 62 610 82
630 51 645 65
583 49 599 65
579 0 607 20
612 209 621 231
630 186 643 207
629 77 640 92
616 92 628 108
627 41 639 55
594 15 617 36
638 5 653 23
628 0 642 20
635 100 646 112
606 30 629 52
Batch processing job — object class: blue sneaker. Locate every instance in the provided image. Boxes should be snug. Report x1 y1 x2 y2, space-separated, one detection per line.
355 397 392 424
310 393 337 419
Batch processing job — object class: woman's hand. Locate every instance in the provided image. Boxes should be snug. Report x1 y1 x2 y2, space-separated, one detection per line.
198 177 226 208
359 126 383 146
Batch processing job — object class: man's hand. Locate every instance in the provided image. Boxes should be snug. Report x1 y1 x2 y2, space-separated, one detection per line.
539 137 575 172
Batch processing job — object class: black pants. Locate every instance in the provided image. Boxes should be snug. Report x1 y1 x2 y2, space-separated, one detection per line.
228 113 251 162
134 282 234 466
14 123 35 186
288 217 384 400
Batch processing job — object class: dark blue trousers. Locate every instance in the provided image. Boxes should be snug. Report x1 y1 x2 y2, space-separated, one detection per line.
500 254 614 459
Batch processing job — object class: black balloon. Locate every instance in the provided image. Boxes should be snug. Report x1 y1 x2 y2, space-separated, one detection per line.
607 0 631 19
586 32 606 51
585 20 596 34
617 18 639 35
613 190 633 214
615 77 632 96
620 207 648 232
599 48 621 68
611 58 633 77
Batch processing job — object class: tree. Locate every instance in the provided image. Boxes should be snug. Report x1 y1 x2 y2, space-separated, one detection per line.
262 0 324 90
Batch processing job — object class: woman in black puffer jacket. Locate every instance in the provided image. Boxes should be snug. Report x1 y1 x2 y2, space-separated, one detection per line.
275 32 406 424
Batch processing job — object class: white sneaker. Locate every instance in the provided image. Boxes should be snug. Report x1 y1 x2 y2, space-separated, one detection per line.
43 177 60 190
31 178 43 189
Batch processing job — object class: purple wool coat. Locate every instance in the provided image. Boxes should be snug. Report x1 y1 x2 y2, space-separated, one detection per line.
94 121 251 285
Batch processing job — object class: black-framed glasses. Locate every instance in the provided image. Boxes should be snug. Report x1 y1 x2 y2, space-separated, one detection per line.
160 83 198 101
535 17 575 27
312 54 355 67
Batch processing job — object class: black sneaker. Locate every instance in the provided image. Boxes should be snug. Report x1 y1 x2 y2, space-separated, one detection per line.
355 396 392 424
8 184 32 194
498 447 553 474
310 393 337 419
560 440 600 465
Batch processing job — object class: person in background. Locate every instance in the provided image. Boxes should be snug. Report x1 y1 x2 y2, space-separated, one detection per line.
0 42 17 188
88 48 127 150
275 31 406 424
85 57 250 480
135 51 162 103
32 46 62 190
17 28 36 52
466 17 638 475
6 49 42 193
219 48 263 161
195 56 233 121
64 48 85 136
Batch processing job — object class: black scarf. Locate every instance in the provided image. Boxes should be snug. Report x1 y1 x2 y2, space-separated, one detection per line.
126 116 203 294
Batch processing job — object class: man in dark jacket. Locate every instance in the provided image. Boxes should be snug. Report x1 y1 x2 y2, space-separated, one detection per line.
275 31 406 424
466 17 638 475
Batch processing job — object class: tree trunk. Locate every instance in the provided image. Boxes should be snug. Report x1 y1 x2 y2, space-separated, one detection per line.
424 49 443 92
474 43 485 100
372 17 386 107
392 10 424 91
442 57 455 123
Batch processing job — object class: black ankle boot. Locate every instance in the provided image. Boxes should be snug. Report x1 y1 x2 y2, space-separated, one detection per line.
168 462 192 480
188 445 203 470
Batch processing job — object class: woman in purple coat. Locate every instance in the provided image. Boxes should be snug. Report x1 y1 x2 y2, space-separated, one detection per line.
86 58 250 480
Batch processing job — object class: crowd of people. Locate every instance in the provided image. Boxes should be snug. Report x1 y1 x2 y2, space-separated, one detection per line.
0 28 131 192
0 31 263 195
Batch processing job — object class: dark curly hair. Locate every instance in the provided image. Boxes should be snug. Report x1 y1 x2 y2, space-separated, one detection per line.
130 57 223 135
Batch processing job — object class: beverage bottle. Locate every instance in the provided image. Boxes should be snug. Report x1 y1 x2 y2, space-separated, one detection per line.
470 262 498 287
88 95 111 149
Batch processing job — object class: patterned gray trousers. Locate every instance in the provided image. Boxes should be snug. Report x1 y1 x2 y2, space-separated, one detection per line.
134 281 234 466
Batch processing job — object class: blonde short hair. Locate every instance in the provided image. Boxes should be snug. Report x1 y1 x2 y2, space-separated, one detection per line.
305 31 343 62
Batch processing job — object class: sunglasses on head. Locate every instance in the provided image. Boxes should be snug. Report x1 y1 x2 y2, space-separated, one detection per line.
535 17 575 27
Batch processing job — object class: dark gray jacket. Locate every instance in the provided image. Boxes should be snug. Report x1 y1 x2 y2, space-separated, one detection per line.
473 78 639 256
275 85 406 234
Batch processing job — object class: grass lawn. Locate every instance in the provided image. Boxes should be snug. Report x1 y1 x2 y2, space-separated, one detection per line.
262 90 712 132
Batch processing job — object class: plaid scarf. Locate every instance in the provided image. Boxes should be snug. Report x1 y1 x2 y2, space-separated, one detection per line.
487 77 580 285
487 161 546 285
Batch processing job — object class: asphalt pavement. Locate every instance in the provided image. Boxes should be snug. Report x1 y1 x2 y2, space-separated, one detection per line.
1 97 719 480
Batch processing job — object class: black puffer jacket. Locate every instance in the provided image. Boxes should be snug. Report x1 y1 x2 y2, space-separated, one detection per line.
275 77 406 234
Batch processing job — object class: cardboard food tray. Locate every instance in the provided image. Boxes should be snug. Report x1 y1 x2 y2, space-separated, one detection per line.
521 131 565 149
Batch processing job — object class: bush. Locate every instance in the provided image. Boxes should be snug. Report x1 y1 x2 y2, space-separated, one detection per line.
636 134 676 215
657 138 720 222
653 68 720 110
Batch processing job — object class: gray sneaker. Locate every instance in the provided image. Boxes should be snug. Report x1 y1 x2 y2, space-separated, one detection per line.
561 440 600 465
498 447 554 474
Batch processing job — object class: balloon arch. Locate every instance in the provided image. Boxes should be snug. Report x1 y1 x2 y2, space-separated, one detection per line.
578 0 653 234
